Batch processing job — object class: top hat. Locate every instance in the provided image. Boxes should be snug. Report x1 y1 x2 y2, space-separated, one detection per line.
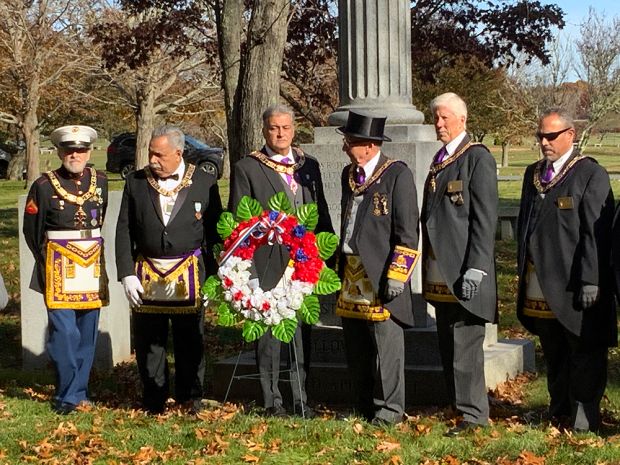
50 125 98 149
336 110 391 142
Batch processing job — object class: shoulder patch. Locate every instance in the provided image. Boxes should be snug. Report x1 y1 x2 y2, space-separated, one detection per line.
25 198 38 215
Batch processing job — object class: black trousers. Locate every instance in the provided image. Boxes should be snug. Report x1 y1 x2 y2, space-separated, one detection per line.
434 302 489 425
531 318 608 431
132 309 205 412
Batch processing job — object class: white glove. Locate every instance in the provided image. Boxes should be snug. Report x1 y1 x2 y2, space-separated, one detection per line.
122 275 144 307
461 268 485 301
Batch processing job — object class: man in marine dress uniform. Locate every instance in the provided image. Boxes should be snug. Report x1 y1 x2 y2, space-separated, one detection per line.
421 92 498 435
517 108 616 432
229 104 333 418
23 125 107 414
115 125 222 414
335 110 419 425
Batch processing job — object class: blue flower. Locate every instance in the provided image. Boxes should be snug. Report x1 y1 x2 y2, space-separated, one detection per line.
269 211 278 221
296 249 308 262
293 225 306 238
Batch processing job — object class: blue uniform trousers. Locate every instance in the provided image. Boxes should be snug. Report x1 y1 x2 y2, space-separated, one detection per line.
46 309 100 406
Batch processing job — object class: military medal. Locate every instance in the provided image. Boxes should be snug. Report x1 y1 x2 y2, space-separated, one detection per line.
194 202 202 220
91 209 98 227
74 199 87 227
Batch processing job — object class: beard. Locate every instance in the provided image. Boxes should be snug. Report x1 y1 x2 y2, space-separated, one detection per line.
62 159 87 174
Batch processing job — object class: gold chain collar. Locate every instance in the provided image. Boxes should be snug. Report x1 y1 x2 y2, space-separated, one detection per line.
427 142 479 192
533 155 586 194
249 147 306 175
348 159 401 196
145 164 196 197
46 167 98 206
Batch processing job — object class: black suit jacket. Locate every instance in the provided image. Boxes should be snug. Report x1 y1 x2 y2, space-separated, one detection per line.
421 136 498 322
115 165 222 283
339 154 419 327
228 147 334 289
517 154 617 346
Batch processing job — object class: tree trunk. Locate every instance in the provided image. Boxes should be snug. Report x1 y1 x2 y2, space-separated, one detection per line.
231 0 290 165
7 150 25 181
501 141 509 167
135 87 156 169
23 97 41 186
215 0 242 173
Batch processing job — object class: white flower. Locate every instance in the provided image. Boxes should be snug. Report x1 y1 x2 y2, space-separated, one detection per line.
216 257 315 327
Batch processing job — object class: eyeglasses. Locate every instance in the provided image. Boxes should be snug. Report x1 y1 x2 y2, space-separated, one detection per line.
536 127 572 141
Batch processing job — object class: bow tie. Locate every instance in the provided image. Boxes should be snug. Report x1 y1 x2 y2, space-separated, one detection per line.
158 173 179 181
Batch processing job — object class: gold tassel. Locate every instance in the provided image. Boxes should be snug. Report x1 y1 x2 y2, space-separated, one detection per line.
94 259 101 278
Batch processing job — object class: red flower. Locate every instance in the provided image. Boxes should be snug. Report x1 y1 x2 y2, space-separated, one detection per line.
262 301 271 311
233 290 243 301
223 277 233 289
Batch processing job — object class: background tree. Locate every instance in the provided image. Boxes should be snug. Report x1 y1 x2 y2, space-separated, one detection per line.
214 0 290 168
0 0 99 183
574 8 620 149
410 0 565 85
90 0 220 169
281 0 338 131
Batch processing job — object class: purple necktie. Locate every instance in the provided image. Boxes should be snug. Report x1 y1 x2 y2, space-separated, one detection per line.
281 156 298 193
434 146 448 164
354 166 366 186
541 163 554 184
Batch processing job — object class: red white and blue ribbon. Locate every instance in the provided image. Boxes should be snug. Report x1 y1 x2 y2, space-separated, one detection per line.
251 212 288 245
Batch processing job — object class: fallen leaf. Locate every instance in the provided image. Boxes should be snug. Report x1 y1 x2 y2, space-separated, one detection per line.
441 455 460 465
384 455 403 465
243 454 260 463
517 450 545 465
353 422 364 434
376 441 401 452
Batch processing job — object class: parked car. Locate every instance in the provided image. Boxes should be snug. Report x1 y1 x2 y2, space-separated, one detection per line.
0 148 10 179
106 132 225 179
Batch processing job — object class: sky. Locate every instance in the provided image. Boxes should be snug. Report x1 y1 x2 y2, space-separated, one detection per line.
556 0 619 34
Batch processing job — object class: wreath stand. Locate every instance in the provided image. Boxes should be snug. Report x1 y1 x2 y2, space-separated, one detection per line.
223 334 308 419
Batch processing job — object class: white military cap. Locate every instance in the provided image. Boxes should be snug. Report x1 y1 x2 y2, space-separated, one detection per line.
50 125 98 149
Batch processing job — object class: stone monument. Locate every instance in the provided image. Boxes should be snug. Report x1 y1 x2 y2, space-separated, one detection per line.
213 0 534 406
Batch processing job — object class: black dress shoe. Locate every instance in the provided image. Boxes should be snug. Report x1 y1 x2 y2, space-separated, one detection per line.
53 402 76 415
293 404 316 419
444 421 478 437
371 415 403 427
189 399 207 414
264 405 288 417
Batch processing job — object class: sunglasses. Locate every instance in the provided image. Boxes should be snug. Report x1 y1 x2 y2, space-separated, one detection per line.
536 126 572 141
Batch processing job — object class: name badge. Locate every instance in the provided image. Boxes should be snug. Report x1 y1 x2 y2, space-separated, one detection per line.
447 180 463 193
557 196 574 209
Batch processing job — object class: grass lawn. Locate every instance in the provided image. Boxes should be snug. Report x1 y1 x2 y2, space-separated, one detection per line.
0 146 618 464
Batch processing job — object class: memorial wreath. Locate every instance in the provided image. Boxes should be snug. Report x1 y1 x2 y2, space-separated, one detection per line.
202 193 341 343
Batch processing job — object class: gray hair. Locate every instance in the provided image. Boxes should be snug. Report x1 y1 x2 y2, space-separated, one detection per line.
262 104 295 127
430 92 468 122
151 125 185 152
539 107 574 128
